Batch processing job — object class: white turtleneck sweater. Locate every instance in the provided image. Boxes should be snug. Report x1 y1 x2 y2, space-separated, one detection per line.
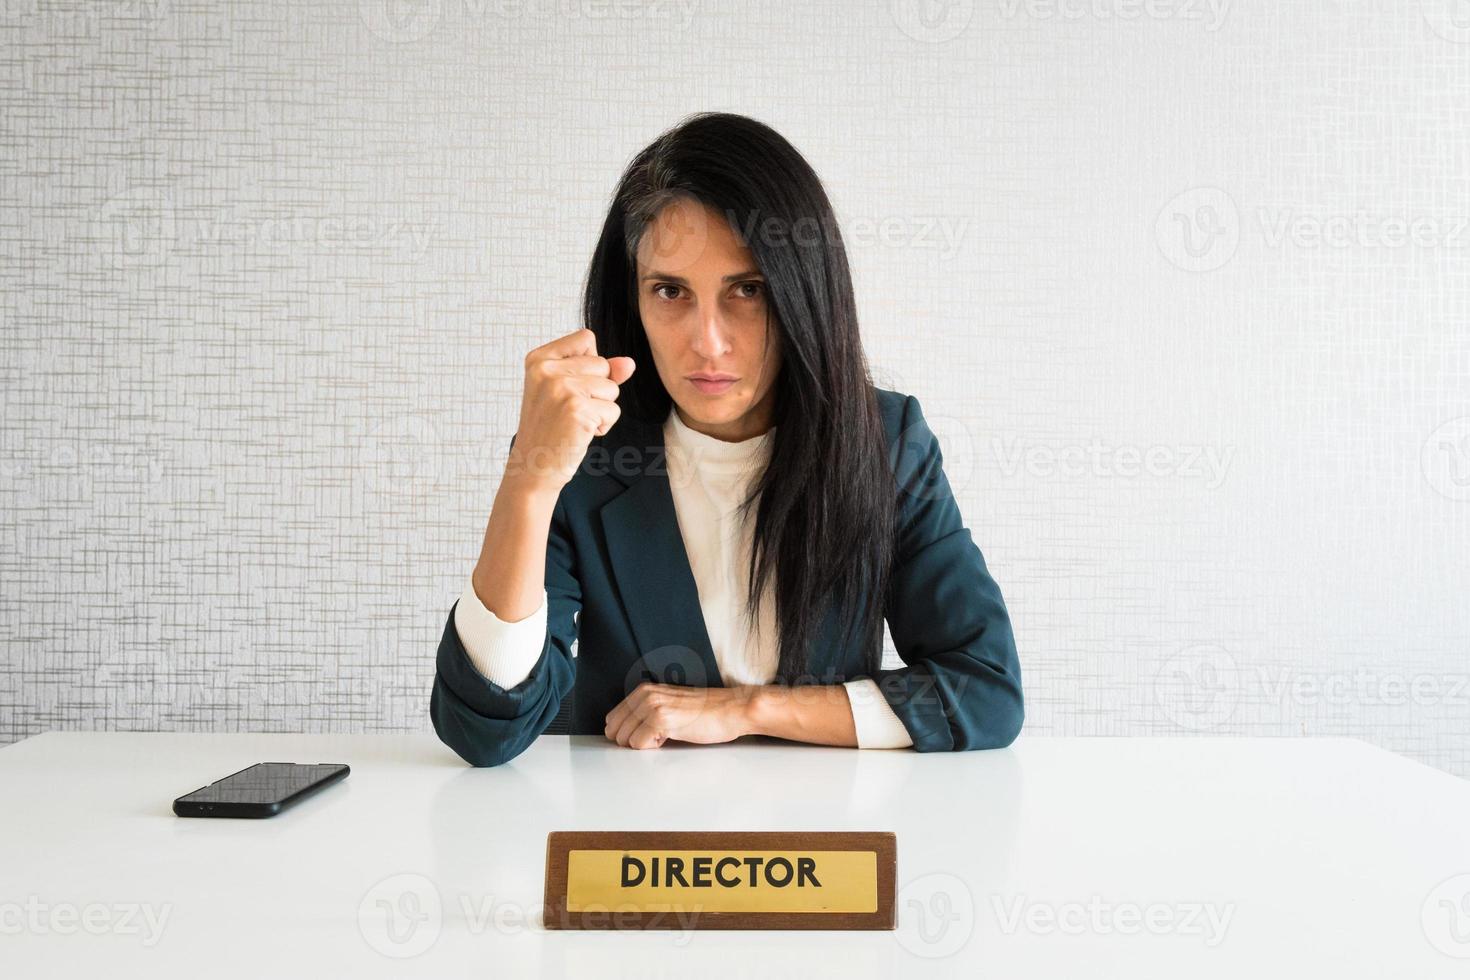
453 406 914 749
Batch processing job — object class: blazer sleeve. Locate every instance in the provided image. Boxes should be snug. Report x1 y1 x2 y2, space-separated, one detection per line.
871 394 1024 752
429 438 581 767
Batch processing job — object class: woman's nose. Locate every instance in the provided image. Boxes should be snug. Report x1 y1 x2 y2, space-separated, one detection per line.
690 309 732 359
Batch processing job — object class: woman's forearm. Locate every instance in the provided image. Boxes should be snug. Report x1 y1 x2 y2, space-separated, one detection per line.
471 476 560 622
744 684 859 747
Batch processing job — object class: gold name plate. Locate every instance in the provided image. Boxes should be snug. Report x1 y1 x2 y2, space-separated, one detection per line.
544 831 896 930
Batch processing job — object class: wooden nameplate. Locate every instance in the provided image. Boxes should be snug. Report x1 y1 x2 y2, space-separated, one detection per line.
543 830 896 930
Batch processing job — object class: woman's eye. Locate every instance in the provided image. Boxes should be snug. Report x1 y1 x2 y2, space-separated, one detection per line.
735 281 765 299
653 284 682 301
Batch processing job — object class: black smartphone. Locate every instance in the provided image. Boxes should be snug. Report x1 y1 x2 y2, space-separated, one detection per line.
173 762 350 818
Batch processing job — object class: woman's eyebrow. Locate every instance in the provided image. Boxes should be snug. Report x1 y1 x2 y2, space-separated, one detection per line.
640 269 764 285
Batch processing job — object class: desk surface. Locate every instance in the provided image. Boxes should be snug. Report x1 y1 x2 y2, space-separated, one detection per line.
3 732 1468 978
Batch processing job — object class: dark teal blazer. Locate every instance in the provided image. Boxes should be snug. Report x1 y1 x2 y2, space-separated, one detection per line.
430 387 1023 767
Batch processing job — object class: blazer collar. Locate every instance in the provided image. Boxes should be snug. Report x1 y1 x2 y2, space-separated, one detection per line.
594 412 726 690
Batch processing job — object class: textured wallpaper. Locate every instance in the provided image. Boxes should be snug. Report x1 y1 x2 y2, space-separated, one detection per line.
2 0 1467 776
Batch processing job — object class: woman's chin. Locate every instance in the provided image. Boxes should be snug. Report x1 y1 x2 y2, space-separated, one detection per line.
683 396 728 415
675 400 749 428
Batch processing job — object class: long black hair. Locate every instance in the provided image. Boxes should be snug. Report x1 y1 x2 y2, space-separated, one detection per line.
582 111 896 683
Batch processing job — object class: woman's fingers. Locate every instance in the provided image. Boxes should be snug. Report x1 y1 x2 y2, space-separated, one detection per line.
548 354 614 377
611 707 645 747
606 356 636 385
543 354 637 382
584 399 621 437
626 720 667 750
542 354 637 387
563 374 622 403
528 327 597 363
606 683 671 748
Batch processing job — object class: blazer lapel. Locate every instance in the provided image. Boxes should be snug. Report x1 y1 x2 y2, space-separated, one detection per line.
597 413 726 691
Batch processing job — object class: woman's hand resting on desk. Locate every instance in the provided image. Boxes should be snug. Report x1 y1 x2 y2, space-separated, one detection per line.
603 682 759 749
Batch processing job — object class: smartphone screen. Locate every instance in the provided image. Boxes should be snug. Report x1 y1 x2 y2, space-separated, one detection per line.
174 762 349 817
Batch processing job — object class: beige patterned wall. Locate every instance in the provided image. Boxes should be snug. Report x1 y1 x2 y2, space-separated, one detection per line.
3 0 1467 775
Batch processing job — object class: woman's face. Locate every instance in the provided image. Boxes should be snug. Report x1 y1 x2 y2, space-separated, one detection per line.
635 198 782 442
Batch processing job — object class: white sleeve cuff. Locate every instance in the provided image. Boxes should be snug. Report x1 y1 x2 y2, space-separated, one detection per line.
453 578 548 690
842 677 914 749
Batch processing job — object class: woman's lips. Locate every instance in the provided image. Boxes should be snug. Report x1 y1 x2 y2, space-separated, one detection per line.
688 377 737 395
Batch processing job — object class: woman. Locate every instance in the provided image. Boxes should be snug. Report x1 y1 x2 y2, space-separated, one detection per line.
430 112 1022 767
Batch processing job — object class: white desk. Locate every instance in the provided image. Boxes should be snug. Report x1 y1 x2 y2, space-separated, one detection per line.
3 732 1468 978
